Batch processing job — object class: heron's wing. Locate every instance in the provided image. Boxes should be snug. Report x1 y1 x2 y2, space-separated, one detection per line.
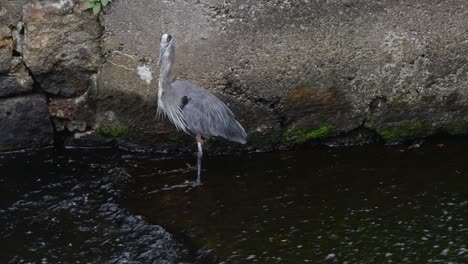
172 81 247 144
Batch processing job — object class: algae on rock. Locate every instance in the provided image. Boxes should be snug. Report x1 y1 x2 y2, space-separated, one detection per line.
285 124 335 144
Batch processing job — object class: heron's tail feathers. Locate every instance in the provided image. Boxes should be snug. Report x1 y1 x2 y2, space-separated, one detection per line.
225 120 247 144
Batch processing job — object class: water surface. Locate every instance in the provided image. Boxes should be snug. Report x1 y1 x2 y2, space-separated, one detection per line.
127 140 468 263
1 139 468 263
0 151 193 263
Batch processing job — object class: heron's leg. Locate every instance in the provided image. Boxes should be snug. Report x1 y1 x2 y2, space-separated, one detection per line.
196 134 204 184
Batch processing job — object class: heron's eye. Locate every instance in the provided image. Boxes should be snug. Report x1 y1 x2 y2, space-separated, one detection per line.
166 35 172 42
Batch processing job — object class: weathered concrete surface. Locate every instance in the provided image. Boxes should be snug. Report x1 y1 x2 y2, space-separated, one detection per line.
23 0 102 97
0 94 54 151
98 0 468 147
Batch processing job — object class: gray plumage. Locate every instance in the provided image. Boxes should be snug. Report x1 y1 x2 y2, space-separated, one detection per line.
157 33 246 183
171 81 246 143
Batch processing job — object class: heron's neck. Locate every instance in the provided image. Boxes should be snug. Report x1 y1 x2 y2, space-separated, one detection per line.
159 46 174 93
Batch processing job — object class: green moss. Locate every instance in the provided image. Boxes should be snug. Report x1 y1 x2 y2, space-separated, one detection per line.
443 122 468 135
285 124 334 144
96 124 129 137
377 121 431 142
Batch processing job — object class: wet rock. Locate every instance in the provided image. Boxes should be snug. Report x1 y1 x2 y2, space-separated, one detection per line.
0 58 34 97
23 0 102 97
65 120 87 132
52 117 65 132
323 127 380 147
48 90 95 133
0 76 24 96
0 94 54 151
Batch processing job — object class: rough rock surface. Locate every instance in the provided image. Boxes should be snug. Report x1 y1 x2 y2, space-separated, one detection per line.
48 89 96 133
0 57 34 97
0 94 54 151
0 25 13 73
0 0 27 27
23 0 102 97
98 0 468 147
0 24 33 98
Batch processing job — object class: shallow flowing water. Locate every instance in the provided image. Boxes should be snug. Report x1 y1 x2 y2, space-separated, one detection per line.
0 151 194 264
1 139 468 263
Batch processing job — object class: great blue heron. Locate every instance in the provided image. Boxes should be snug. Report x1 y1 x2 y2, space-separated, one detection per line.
157 33 247 184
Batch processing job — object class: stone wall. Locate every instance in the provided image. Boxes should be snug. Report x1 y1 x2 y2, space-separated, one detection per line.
0 0 467 153
0 0 53 151
0 0 99 151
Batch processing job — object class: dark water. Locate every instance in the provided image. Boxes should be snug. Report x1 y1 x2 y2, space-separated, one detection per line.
1 140 468 263
0 151 193 264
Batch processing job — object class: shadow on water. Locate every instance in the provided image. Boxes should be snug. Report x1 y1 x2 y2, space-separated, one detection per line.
125 138 468 263
0 138 468 263
0 150 195 264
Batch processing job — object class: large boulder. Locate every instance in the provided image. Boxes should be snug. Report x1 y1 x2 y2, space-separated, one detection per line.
0 94 54 151
98 0 468 146
22 0 102 97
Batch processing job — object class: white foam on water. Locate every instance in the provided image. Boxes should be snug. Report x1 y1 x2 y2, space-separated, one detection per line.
325 253 336 260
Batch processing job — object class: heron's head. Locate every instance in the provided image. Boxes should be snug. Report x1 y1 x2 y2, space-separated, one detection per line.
157 33 173 66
